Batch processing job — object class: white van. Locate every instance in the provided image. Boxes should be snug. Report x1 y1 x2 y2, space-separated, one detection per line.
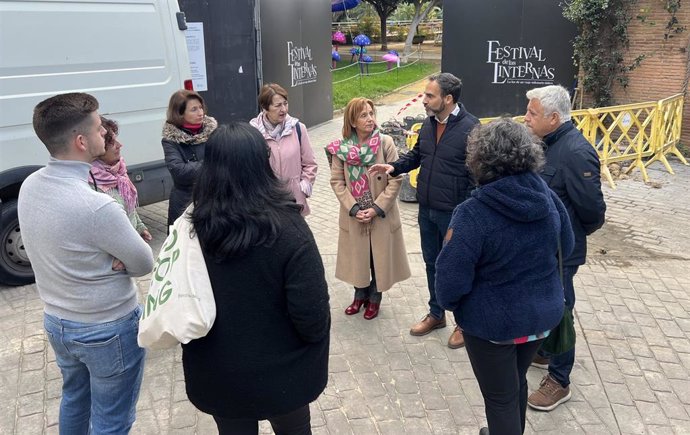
0 0 193 285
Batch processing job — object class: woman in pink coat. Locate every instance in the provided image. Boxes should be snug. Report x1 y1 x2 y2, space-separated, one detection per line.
250 83 318 216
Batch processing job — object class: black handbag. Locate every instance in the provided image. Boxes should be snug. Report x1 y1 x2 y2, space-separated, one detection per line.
541 238 576 355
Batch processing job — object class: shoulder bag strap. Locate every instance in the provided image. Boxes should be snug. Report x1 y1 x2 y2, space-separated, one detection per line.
295 122 302 145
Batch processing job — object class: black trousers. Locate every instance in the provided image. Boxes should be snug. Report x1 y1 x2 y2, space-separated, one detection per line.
354 244 381 303
212 405 311 435
464 333 543 435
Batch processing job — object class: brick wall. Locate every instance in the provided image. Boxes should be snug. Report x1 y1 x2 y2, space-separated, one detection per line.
582 2 690 147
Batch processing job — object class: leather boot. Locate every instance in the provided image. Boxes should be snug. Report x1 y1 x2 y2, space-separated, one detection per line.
363 283 381 320
363 302 380 319
345 298 368 315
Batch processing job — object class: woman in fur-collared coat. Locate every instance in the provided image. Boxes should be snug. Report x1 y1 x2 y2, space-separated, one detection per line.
162 89 218 226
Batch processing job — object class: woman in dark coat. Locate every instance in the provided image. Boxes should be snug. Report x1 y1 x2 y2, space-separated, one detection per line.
182 122 330 435
162 89 217 226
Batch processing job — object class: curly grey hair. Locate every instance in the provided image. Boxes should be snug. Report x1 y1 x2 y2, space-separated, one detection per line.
525 85 571 123
466 118 545 185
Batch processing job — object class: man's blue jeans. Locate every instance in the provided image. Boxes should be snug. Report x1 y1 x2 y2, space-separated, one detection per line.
44 307 146 435
418 205 454 320
539 265 579 387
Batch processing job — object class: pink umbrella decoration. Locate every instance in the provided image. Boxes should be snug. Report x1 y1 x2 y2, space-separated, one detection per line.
382 52 399 70
332 31 346 45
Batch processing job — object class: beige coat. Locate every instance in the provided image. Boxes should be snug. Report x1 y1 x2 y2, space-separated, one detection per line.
330 134 411 291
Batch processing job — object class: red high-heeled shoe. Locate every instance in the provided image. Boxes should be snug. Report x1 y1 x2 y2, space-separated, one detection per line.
363 302 380 320
344 298 369 315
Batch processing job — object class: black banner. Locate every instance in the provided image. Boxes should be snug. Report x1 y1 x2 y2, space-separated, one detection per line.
260 0 332 127
442 0 578 118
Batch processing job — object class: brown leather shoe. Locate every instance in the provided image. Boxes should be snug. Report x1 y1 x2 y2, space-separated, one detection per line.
410 314 447 336
448 326 465 349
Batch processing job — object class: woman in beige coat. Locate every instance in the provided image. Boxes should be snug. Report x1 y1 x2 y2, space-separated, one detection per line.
327 98 411 320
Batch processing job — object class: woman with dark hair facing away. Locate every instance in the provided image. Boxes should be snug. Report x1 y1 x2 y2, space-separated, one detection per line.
181 122 330 435
162 89 217 226
90 116 152 242
249 83 318 216
327 97 410 320
435 118 574 435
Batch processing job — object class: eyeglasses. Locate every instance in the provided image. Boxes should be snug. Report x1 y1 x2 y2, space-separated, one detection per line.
270 102 288 109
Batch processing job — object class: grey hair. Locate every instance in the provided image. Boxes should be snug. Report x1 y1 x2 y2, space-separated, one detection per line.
428 72 462 103
525 85 571 123
466 118 545 185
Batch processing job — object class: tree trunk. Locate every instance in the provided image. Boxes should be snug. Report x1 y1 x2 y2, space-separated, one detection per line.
403 0 439 61
380 14 388 51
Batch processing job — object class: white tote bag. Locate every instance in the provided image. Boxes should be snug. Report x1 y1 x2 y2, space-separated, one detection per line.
137 206 215 350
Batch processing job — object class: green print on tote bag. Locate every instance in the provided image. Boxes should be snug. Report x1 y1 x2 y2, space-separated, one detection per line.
137 206 215 350
142 229 180 319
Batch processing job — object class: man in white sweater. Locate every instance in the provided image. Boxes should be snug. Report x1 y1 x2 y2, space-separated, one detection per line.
18 93 154 434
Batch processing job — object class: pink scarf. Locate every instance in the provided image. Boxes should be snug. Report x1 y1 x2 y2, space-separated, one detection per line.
325 130 381 199
90 157 138 214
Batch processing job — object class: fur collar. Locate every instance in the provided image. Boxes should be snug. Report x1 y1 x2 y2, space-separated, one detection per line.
162 116 218 145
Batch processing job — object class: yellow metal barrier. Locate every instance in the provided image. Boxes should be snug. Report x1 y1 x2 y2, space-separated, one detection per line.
405 123 422 188
475 94 687 188
645 93 688 174
575 101 658 187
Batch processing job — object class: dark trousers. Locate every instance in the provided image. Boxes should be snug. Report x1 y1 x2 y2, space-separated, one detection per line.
538 265 579 387
354 247 381 303
418 205 453 319
465 334 543 435
213 405 311 435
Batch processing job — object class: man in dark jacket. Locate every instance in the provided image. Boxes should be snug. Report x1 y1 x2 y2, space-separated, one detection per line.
370 73 480 349
524 85 606 411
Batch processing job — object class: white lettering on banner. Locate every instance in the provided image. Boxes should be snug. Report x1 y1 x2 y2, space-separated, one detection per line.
486 40 556 85
287 41 318 87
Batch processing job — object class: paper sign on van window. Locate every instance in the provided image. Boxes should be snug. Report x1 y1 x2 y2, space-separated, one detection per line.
185 23 208 92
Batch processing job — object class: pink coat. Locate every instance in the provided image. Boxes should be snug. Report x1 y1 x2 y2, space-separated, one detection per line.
250 115 318 216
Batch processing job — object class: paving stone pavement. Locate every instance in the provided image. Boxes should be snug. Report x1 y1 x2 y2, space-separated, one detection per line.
1 94 689 434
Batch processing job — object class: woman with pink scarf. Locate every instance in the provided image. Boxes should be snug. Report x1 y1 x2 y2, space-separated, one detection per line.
250 83 317 216
90 117 152 242
327 98 410 320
